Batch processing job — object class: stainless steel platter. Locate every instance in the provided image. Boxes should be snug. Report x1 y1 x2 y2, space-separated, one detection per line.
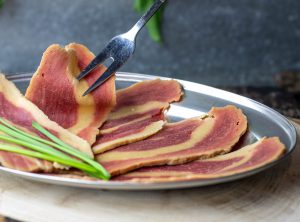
0 72 296 190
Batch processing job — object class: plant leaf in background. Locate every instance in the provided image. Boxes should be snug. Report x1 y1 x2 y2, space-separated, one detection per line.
134 0 166 43
0 0 4 9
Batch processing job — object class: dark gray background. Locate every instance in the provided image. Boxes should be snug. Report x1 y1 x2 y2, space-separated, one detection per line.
0 0 299 86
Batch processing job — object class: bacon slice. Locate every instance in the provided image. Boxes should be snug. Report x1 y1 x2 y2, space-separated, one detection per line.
114 137 285 182
93 79 183 154
96 105 247 176
0 74 92 172
25 43 116 145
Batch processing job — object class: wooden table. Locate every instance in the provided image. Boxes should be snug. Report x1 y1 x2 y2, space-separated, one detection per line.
0 121 299 222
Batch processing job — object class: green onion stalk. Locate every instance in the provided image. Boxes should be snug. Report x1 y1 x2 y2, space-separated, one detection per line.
0 118 110 180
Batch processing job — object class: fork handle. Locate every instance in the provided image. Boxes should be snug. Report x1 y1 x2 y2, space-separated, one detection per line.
128 0 166 38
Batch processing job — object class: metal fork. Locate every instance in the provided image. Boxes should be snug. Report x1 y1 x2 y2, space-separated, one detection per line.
77 0 166 96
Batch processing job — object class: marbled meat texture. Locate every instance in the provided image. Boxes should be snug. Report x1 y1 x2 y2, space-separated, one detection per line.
97 105 248 176
114 137 285 182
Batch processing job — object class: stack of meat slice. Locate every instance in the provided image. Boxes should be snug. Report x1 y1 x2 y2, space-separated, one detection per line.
47 76 284 182
96 105 248 176
93 79 183 154
0 43 117 173
95 105 285 181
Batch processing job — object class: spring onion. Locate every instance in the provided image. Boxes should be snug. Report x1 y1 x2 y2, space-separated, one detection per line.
32 122 110 179
0 118 92 159
0 118 110 180
0 134 97 173
0 144 97 172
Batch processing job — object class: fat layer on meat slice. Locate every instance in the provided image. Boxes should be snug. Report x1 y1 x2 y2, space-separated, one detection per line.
93 79 183 154
25 43 116 145
0 74 92 172
94 114 165 154
114 137 285 182
96 105 248 176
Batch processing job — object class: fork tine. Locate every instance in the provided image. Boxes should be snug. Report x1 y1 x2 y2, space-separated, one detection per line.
82 61 122 96
77 50 109 80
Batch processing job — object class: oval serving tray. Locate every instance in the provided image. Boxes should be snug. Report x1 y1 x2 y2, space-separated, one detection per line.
0 72 296 190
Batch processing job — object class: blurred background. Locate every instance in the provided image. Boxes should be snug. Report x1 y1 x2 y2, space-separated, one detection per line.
0 0 299 118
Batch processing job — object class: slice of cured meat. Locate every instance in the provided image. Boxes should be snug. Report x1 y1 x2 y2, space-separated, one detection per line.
96 105 247 176
25 43 116 145
95 115 165 153
0 146 53 173
0 74 92 172
93 79 183 154
114 137 285 182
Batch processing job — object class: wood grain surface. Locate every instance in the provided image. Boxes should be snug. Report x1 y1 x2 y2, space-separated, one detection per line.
0 121 299 222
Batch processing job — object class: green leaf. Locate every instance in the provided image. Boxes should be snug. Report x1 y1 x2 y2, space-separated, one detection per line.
146 9 163 43
134 0 147 12
133 0 165 43
0 0 4 9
